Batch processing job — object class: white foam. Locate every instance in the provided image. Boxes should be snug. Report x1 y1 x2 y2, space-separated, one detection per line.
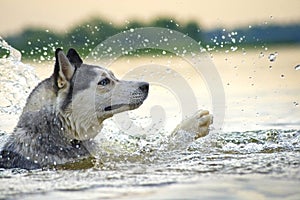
0 38 39 132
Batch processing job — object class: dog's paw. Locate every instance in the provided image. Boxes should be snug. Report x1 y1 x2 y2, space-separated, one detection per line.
193 110 213 139
177 110 213 139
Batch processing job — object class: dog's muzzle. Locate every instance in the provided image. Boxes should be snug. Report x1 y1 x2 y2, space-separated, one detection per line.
130 82 149 103
104 82 149 112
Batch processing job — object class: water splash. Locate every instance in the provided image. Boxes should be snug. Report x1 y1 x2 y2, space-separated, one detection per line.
189 129 300 155
0 38 39 132
94 120 300 164
0 37 22 62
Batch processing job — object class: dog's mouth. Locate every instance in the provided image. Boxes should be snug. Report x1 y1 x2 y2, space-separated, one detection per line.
104 104 125 111
104 102 143 112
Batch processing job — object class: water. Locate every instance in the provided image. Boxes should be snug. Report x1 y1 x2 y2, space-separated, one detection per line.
0 41 300 199
1 130 299 199
268 52 278 62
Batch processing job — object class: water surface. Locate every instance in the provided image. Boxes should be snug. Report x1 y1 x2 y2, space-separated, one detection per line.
0 42 299 199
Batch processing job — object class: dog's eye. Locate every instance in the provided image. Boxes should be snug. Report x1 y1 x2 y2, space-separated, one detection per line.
98 78 110 86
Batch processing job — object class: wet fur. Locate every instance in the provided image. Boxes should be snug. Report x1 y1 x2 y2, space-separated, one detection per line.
0 48 149 169
0 48 213 170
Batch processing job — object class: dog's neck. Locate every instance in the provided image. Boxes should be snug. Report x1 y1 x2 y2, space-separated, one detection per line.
57 110 103 141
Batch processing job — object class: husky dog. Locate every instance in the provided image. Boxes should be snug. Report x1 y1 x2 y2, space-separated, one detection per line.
0 48 212 169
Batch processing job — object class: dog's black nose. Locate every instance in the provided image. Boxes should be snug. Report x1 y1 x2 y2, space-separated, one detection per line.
139 82 149 93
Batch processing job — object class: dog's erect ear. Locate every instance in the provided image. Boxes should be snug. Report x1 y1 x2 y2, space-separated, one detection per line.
66 48 82 68
54 48 75 89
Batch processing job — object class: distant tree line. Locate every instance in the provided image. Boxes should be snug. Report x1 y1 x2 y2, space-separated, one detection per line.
2 17 300 60
3 18 202 60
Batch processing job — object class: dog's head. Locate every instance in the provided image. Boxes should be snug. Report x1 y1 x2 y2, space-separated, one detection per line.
53 48 149 140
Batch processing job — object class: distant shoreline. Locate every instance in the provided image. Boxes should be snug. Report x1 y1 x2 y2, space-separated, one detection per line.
2 17 300 60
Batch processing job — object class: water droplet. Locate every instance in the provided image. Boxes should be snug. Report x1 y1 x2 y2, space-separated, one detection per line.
130 28 134 32
293 102 299 107
268 52 277 62
259 52 264 58
269 66 272 69
242 49 246 55
162 50 166 55
280 74 285 78
294 65 300 70
231 46 238 52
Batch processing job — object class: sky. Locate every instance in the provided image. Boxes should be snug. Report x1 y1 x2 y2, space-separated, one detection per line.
1 0 300 36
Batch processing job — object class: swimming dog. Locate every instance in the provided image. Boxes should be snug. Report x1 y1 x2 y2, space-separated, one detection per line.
0 48 212 169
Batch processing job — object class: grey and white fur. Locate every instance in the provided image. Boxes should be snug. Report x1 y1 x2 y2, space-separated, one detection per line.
0 48 212 170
